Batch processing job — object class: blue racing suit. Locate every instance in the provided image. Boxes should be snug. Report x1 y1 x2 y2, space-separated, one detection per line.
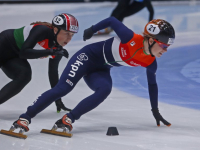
20 17 158 123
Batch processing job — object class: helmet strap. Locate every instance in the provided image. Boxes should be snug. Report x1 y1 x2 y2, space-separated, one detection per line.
148 38 156 57
53 27 61 46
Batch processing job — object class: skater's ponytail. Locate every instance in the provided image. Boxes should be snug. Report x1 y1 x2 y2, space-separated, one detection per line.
30 22 54 28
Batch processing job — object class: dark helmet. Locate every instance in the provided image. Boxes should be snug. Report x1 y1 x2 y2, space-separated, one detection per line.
52 13 79 33
144 19 175 45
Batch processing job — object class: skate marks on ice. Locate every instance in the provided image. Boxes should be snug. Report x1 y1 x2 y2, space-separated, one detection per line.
0 2 200 150
1 89 200 149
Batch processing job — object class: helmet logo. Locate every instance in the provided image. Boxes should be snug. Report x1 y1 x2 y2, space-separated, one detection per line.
146 24 160 35
70 25 78 32
53 16 64 25
168 38 175 45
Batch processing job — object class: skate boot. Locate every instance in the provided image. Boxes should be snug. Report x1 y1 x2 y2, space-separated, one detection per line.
53 114 73 132
40 114 73 138
12 118 30 132
0 118 29 139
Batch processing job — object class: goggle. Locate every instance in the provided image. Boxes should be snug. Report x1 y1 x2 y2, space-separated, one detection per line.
154 39 169 49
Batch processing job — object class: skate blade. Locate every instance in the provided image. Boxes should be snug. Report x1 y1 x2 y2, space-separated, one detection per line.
0 129 27 139
41 129 72 138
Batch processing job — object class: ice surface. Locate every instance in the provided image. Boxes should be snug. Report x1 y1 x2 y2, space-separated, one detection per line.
0 2 200 150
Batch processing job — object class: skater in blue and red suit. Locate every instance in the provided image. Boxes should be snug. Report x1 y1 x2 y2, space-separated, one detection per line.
13 17 175 133
0 13 78 112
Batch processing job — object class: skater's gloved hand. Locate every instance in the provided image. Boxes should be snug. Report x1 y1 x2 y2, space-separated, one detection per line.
55 99 72 113
83 26 94 41
50 46 69 58
151 108 171 127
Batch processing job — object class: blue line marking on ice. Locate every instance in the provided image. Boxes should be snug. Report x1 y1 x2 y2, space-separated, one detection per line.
111 44 200 110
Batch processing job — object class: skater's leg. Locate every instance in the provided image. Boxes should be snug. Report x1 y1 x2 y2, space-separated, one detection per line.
20 51 93 122
111 0 130 21
67 69 112 122
118 2 145 21
0 58 31 104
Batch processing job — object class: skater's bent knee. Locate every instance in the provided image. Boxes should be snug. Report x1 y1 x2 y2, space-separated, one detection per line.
97 85 112 98
16 69 32 84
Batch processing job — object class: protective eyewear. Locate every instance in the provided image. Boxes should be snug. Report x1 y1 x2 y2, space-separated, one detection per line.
154 39 169 49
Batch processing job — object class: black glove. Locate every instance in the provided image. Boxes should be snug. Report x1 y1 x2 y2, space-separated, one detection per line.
83 26 94 41
151 108 171 127
50 46 69 58
55 99 72 113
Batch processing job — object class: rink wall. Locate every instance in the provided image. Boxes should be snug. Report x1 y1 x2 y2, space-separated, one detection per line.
0 0 199 4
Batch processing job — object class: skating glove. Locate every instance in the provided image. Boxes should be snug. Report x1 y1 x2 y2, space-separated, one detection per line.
151 108 171 127
50 46 69 58
83 26 94 41
55 99 72 113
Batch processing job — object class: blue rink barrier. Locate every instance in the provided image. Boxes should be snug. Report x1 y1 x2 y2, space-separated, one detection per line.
52 0 198 1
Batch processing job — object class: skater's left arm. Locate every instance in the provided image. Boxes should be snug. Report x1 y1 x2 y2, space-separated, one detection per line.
146 60 158 109
48 55 62 89
146 60 171 127
48 56 72 113
48 56 62 109
143 0 154 21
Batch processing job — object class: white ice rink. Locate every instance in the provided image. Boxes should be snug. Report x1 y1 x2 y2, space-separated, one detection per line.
0 1 200 150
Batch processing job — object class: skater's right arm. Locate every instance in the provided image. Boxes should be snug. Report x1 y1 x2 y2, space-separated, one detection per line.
20 25 53 59
84 17 133 44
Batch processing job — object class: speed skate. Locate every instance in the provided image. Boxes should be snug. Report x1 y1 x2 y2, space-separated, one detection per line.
0 126 27 139
41 124 72 138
